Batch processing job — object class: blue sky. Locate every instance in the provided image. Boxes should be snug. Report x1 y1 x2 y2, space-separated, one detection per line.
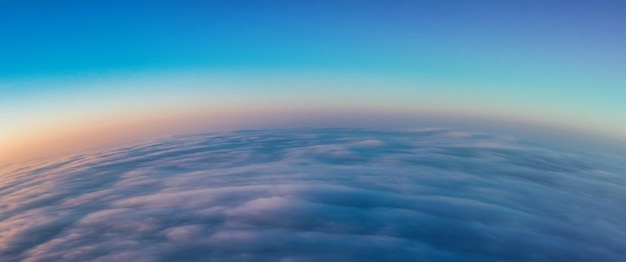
1 0 626 162
2 1 624 78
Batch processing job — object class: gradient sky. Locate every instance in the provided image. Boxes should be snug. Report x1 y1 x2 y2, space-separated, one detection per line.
2 0 626 164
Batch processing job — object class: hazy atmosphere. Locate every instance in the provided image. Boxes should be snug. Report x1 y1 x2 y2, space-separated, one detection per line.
2 1 626 163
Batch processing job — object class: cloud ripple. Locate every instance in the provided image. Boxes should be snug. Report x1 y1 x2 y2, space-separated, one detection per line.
1 128 625 261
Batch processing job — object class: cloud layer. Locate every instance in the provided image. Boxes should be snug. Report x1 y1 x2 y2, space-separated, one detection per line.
1 128 625 261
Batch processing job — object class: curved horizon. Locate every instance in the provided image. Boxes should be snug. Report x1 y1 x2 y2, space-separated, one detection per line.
2 1 626 165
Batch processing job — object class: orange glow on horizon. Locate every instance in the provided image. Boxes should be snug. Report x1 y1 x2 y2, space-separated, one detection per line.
0 105 280 165
3 104 626 167
1 104 366 165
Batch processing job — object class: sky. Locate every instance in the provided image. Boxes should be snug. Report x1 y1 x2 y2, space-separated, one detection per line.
2 0 626 164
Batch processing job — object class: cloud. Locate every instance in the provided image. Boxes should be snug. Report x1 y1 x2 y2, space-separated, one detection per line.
1 128 625 261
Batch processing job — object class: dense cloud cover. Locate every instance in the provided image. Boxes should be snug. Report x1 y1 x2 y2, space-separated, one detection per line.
1 128 625 261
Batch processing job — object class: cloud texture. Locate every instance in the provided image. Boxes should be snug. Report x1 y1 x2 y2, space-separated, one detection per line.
1 128 625 261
